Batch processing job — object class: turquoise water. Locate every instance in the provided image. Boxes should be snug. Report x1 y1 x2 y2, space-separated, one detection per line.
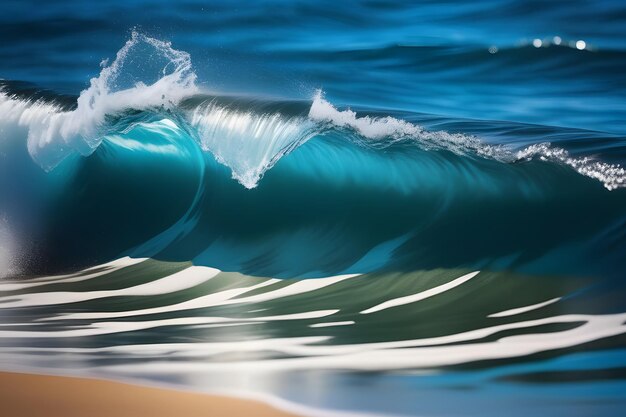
1 1 626 416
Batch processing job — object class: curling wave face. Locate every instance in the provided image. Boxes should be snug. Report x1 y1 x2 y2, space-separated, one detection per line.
1 33 626 279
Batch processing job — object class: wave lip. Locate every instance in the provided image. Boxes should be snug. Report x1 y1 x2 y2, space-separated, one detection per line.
309 90 626 191
2 32 626 192
191 99 317 189
516 143 626 191
309 90 506 158
1 31 197 171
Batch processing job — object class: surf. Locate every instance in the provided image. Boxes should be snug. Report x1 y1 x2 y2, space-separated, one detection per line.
0 33 625 280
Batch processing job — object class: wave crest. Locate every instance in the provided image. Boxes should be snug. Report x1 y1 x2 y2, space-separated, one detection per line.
309 90 626 190
1 35 625 192
1 31 197 170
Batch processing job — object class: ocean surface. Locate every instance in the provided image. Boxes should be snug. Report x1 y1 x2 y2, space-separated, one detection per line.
1 1 626 416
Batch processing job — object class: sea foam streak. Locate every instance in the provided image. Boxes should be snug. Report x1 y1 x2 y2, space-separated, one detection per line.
0 258 625 373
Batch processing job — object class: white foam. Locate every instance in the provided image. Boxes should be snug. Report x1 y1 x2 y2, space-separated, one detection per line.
42 278 281 320
488 297 561 318
44 273 358 321
516 143 626 190
309 90 626 191
1 31 197 171
309 91 422 139
0 265 219 308
219 273 359 305
309 90 503 159
89 312 626 372
0 310 338 338
4 313 623 364
360 271 480 314
309 321 355 328
0 257 146 291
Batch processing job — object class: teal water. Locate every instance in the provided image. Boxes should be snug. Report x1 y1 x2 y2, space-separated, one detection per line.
1 2 626 416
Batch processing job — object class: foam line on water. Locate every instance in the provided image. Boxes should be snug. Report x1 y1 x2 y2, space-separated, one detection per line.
13 311 626 365
44 273 359 321
488 297 561 318
360 271 480 314
41 278 282 321
0 266 219 308
309 321 355 328
90 313 626 372
0 257 147 291
0 337 332 356
218 273 360 305
0 310 339 338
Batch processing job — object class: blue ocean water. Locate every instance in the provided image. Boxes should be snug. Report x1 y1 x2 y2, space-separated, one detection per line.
1 1 626 416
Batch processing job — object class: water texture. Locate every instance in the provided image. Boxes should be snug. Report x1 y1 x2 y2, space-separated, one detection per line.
1 1 626 416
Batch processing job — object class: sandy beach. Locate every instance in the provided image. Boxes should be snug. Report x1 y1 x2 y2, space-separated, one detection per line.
0 371 299 417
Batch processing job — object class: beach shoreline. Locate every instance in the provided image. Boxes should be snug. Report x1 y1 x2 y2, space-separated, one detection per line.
0 371 300 417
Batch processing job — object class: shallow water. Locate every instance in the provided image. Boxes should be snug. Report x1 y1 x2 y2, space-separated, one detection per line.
1 259 625 416
1 1 626 416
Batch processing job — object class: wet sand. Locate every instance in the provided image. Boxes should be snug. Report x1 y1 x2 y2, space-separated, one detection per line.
0 371 299 417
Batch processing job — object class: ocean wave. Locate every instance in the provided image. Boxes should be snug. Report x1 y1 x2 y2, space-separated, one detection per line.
2 33 626 278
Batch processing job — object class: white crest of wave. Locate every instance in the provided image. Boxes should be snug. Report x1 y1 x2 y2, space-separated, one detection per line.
0 31 197 170
516 143 626 190
309 90 626 190
309 90 503 159
191 101 317 189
